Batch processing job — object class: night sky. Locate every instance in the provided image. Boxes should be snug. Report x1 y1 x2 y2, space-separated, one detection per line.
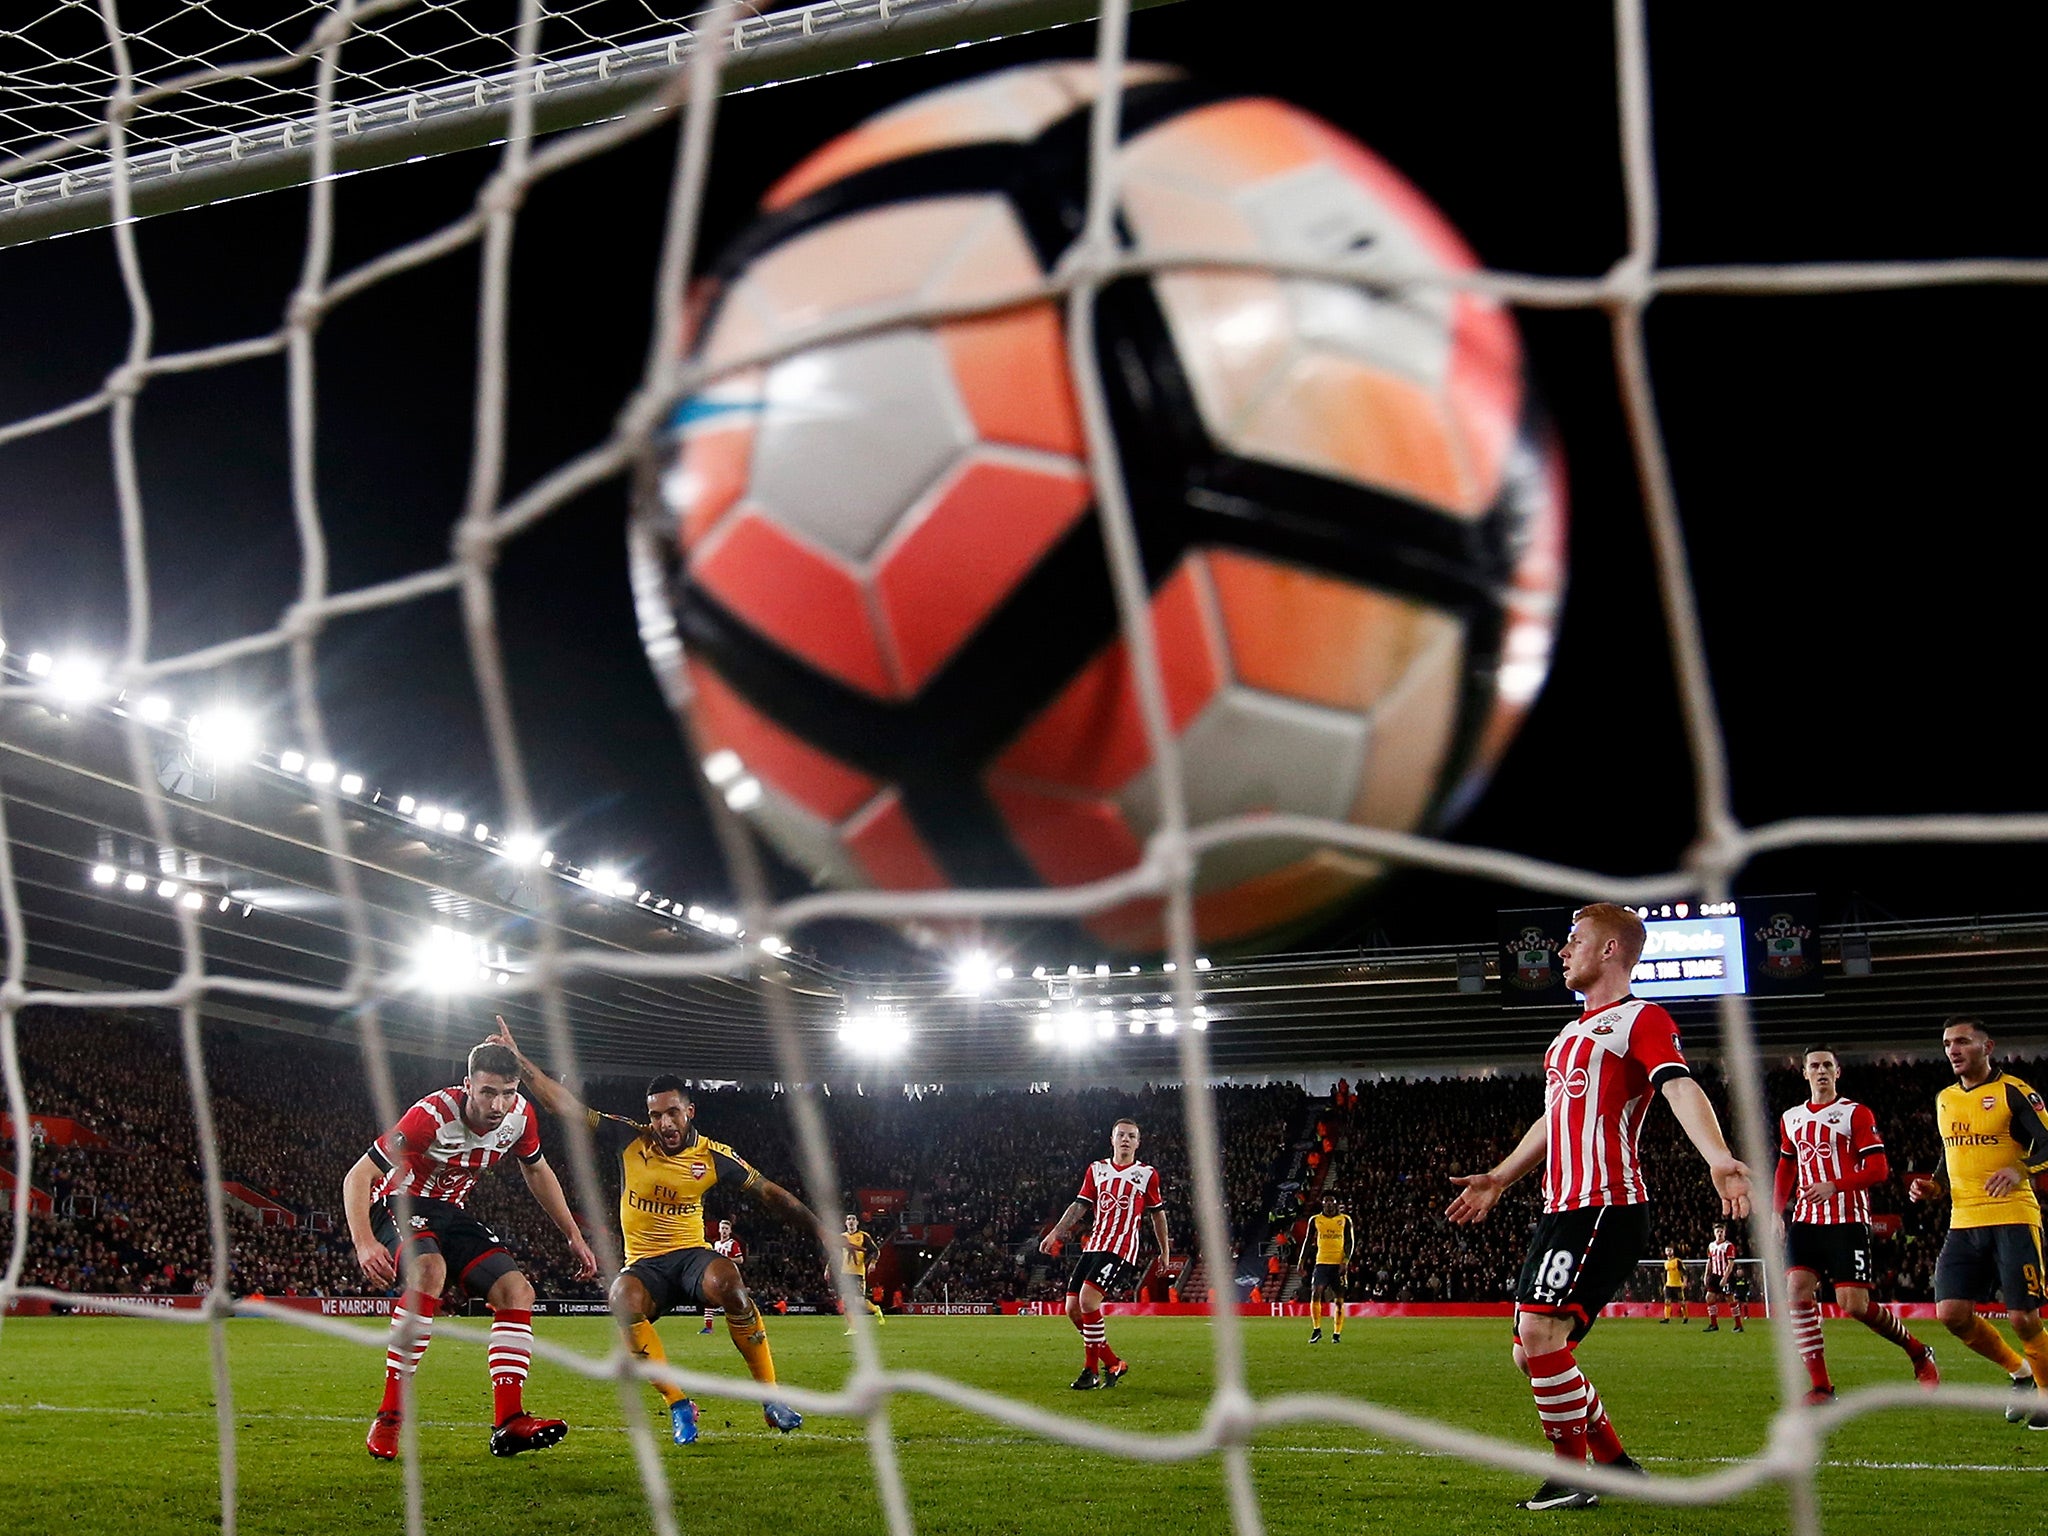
1 3 2044 962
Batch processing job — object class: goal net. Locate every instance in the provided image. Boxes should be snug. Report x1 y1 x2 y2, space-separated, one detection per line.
2 3 2043 1536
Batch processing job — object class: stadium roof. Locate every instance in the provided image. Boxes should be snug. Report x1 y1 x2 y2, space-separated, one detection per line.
4 686 2045 1083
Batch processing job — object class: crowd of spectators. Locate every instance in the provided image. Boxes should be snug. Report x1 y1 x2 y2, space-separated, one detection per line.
2 1007 2035 1312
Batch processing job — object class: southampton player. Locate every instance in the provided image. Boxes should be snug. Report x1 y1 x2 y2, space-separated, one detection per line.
840 1214 886 1328
1296 1194 1355 1343
342 1040 598 1461
1446 903 1750 1511
1702 1223 1743 1332
700 1220 745 1334
1660 1247 1688 1323
1906 1017 2048 1429
488 1022 820 1444
1040 1117 1169 1390
1776 1046 1937 1401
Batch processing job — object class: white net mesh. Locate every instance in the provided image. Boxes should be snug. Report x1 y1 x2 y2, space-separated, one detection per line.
3 2 2046 1534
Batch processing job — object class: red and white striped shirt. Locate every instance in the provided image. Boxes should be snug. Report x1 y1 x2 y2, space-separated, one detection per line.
368 1086 543 1208
1706 1239 1737 1281
714 1235 746 1263
1541 996 1690 1212
1779 1097 1882 1226
1077 1158 1163 1263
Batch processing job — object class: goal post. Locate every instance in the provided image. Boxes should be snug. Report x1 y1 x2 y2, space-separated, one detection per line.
0 0 1188 249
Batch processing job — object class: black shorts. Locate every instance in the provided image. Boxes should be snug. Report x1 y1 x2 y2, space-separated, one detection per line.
1311 1263 1347 1294
623 1246 723 1318
1703 1271 1734 1297
1663 1284 1686 1302
1514 1203 1651 1344
1786 1221 1875 1288
1067 1250 1134 1296
1934 1223 2047 1311
371 1198 519 1298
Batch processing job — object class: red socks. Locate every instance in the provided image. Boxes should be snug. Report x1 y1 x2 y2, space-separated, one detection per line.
489 1307 535 1425
379 1290 438 1414
1791 1302 1831 1391
1079 1308 1112 1370
1525 1347 1591 1462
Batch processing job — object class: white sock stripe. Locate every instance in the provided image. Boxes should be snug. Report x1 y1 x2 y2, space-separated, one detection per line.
1531 1368 1582 1388
1538 1408 1588 1423
1534 1390 1587 1408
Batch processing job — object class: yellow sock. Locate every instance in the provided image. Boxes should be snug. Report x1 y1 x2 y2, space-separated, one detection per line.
726 1305 778 1385
626 1320 687 1406
1965 1317 2025 1375
1332 1305 1343 1337
2023 1331 2048 1393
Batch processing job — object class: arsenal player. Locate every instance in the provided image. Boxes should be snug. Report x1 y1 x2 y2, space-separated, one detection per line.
342 1040 597 1461
1446 902 1750 1510
1776 1046 1937 1402
1040 1118 1169 1390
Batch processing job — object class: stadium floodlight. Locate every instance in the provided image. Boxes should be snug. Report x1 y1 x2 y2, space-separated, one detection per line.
502 833 543 866
306 760 336 783
1066 964 1080 978
156 880 178 899
417 804 441 826
91 864 116 885
473 823 490 840
702 748 743 786
217 896 231 912
1195 957 1212 971
188 707 259 764
276 749 305 773
396 795 417 815
1030 966 1046 980
1157 1017 1178 1037
950 949 996 994
1094 963 1110 977
441 811 466 833
1128 1018 1145 1035
1056 1009 1088 1049
338 773 364 795
1094 1012 1115 1039
627 882 648 900
724 776 763 811
24 651 52 676
47 653 107 705
1031 1020 1054 1045
180 890 203 909
687 904 706 922
996 965 1014 980
1162 961 1177 973
716 915 740 937
759 935 788 956
134 694 172 723
123 872 147 892
587 865 619 893
839 1009 910 1056
411 925 485 994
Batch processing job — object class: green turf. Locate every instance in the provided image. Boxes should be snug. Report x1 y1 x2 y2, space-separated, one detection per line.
0 1313 2041 1534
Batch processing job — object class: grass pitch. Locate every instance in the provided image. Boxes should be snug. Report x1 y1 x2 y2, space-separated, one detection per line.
1 1313 2042 1534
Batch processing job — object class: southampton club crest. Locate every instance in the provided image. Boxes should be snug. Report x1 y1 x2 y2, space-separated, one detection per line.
1754 911 1813 979
1505 926 1560 992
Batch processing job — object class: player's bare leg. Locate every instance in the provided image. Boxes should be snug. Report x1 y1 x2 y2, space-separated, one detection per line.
615 1273 697 1445
368 1246 445 1460
704 1259 801 1432
485 1269 565 1457
1835 1283 1938 1390
1936 1297 2036 1422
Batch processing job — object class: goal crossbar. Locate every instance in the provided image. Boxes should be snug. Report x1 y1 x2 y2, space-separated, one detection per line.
0 0 1184 250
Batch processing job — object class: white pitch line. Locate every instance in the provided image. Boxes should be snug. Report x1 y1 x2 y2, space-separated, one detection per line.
2 1402 2042 1473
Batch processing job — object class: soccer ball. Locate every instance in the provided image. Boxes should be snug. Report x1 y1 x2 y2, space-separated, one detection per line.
632 63 1565 951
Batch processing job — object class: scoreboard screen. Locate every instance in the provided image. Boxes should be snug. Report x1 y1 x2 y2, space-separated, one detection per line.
1630 902 1747 999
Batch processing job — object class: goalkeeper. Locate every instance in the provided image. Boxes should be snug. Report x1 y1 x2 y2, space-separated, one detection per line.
488 1019 828 1445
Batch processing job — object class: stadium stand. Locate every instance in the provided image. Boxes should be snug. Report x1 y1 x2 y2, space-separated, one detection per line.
1 1008 2026 1309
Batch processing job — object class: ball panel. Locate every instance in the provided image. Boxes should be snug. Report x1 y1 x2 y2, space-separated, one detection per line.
691 510 899 699
843 791 951 889
873 455 1093 694
737 196 1012 333
665 418 756 548
1446 293 1522 506
749 330 973 565
1348 618 1464 832
1116 684 1370 891
987 560 1224 795
685 659 879 823
986 782 1145 889
919 202 1050 307
746 780 875 890
1234 351 1476 512
1205 549 1461 715
938 305 1085 458
1124 97 1324 191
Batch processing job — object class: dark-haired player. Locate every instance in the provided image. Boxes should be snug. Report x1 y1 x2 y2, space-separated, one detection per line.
1297 1194 1355 1343
1907 1017 2048 1429
1447 902 1750 1511
1702 1223 1742 1332
839 1213 886 1329
1776 1045 1936 1402
488 1021 825 1445
1040 1117 1168 1390
343 1039 597 1461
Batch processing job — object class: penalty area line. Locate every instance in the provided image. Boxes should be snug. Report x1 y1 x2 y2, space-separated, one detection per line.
1 1403 2042 1473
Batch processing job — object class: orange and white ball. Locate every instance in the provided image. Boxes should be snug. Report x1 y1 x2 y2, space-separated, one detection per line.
634 63 1565 951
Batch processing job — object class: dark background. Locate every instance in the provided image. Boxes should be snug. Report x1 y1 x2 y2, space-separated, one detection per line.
2 2 2044 963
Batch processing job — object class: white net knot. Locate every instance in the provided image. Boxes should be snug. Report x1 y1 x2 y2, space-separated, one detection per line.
453 519 500 571
1143 826 1195 890
103 361 147 400
0 979 25 1010
279 599 327 644
286 289 328 334
842 1363 889 1419
1205 1385 1257 1446
479 170 528 222
1604 249 1654 306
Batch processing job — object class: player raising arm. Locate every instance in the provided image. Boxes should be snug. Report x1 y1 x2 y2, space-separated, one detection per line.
1445 902 1750 1510
1041 1117 1169 1391
1907 1016 2048 1429
342 1039 597 1462
488 1019 828 1445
